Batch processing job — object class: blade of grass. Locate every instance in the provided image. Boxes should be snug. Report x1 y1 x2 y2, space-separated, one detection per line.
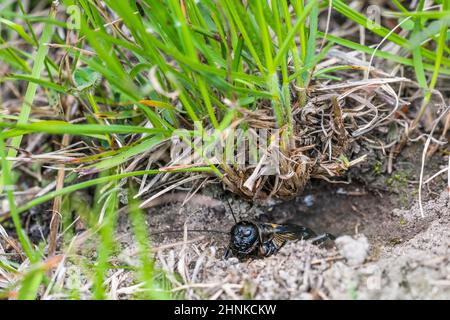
1 3 57 196
17 269 44 300
385 10 450 19
0 121 169 139
0 138 35 261
411 0 428 89
4 3 56 160
273 0 318 68
168 0 219 128
2 73 68 92
303 0 319 85
254 0 284 127
82 135 165 173
412 0 449 129
93 177 118 300
2 167 215 221
293 0 307 61
319 32 450 75
332 0 450 66
222 0 265 73
127 188 171 299
429 3 449 90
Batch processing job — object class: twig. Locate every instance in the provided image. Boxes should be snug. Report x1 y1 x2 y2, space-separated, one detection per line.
48 134 70 257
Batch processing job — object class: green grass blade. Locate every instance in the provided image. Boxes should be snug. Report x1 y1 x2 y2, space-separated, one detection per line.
5 167 215 220
127 189 171 299
83 135 165 173
274 0 318 68
0 121 169 139
0 138 35 261
4 3 56 160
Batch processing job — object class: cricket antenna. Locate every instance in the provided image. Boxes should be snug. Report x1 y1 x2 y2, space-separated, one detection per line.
226 198 238 223
151 229 228 236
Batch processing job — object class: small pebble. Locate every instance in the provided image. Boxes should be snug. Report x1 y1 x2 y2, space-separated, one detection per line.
335 235 370 266
303 195 315 207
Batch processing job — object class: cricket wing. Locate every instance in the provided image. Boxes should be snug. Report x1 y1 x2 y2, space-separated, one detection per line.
269 223 318 242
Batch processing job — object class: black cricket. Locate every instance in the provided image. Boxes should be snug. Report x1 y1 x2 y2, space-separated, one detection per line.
152 201 336 260
224 201 335 260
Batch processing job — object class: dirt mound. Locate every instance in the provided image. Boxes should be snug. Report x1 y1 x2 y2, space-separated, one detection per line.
324 190 449 299
110 184 449 299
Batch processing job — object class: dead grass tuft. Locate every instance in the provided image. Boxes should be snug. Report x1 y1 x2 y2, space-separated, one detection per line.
221 71 409 200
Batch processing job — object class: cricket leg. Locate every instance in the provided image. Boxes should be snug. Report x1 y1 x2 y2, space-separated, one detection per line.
311 233 336 245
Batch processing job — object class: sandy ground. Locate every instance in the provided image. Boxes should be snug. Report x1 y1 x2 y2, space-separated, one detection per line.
112 178 449 299
325 190 450 299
